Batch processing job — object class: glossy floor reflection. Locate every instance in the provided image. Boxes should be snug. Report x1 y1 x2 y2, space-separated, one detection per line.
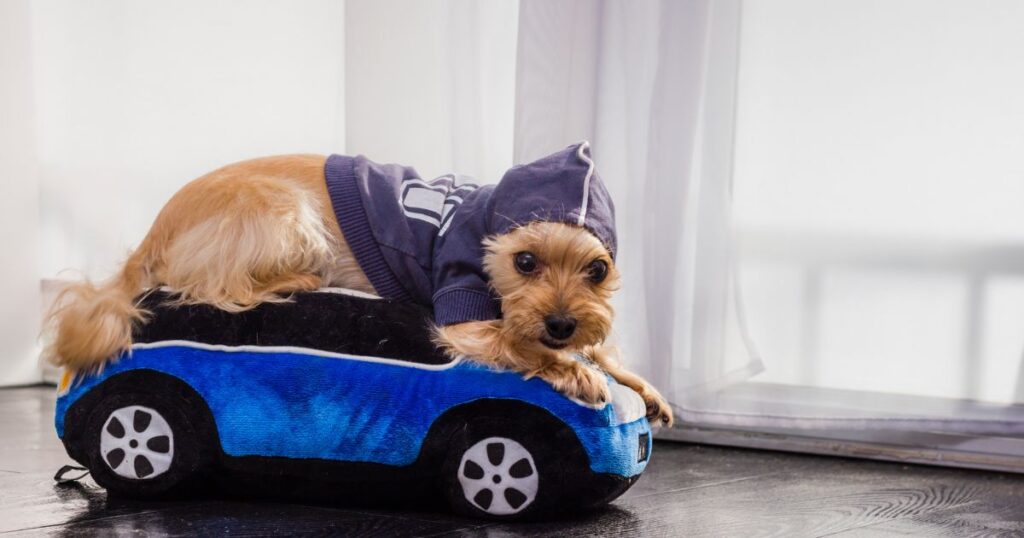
3 385 1024 536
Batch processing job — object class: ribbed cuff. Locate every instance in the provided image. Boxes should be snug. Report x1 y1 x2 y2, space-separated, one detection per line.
324 155 412 301
433 287 501 325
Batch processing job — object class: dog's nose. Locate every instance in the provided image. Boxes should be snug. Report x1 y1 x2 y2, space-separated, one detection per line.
544 315 577 340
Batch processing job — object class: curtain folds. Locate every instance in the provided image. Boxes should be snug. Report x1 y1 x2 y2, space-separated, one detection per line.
514 1 1024 441
345 0 519 184
515 0 758 410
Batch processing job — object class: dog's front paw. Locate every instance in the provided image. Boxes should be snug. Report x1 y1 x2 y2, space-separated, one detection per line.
571 365 612 405
537 361 611 405
641 387 674 427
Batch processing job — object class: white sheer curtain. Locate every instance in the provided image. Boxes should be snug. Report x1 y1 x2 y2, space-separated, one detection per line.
515 0 758 408
514 0 1024 462
685 0 1024 455
708 0 1024 439
345 0 518 183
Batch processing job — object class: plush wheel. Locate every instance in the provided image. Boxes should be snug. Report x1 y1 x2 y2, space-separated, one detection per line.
457 436 540 516
440 404 592 520
83 383 213 498
99 405 175 480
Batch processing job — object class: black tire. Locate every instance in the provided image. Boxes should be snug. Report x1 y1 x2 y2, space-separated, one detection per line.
78 372 217 498
439 402 592 521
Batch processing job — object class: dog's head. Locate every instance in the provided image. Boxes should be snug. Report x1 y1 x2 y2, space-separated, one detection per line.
483 221 619 351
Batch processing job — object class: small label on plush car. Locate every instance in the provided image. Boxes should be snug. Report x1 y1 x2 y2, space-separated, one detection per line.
638 433 650 462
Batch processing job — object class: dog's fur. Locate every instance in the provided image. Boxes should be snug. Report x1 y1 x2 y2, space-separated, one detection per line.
44 154 673 425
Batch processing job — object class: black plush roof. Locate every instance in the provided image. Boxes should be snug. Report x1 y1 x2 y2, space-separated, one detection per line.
132 290 451 365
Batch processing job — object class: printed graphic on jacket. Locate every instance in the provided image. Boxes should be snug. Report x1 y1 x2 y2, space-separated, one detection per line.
399 175 478 237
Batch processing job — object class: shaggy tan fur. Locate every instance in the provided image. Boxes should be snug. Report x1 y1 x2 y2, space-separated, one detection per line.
44 154 672 425
44 155 372 373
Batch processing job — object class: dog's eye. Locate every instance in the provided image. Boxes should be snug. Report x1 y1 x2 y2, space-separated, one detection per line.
587 259 608 283
514 251 538 275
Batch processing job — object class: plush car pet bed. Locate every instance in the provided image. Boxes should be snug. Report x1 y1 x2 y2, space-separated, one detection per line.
54 289 652 520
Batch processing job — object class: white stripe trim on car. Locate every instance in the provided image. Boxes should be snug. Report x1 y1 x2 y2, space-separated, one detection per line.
156 286 382 300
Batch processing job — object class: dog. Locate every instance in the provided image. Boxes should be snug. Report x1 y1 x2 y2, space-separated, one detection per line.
45 144 673 426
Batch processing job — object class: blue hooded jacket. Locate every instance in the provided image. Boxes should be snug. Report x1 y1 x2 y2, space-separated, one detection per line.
324 142 616 325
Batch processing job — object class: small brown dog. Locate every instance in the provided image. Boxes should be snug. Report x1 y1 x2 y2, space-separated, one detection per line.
46 144 672 426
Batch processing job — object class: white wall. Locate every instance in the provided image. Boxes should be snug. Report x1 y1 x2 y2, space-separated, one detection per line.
0 0 43 386
32 0 348 281
31 0 520 286
4 0 520 385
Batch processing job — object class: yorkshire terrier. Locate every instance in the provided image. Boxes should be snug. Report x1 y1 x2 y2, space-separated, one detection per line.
45 143 673 426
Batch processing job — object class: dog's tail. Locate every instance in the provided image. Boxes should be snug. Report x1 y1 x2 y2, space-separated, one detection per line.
44 245 154 373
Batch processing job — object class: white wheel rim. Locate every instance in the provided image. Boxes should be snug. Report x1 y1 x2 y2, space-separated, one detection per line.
458 437 539 516
99 405 174 480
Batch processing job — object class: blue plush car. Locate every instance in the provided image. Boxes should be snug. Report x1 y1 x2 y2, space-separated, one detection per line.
55 289 651 519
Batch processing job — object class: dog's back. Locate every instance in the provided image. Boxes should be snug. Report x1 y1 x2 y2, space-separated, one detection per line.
44 155 373 372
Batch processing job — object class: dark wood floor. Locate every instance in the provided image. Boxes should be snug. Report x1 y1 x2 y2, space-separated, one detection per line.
3 385 1024 537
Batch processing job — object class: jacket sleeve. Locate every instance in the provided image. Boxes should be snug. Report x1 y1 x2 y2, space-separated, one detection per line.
432 280 501 325
431 190 501 325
